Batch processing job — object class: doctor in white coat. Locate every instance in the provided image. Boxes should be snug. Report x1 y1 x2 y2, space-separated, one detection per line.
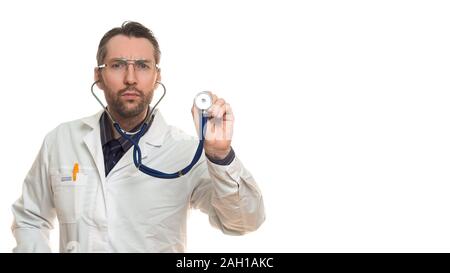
11 21 265 253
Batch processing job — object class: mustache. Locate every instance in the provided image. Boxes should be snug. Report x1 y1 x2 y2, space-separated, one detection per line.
118 86 143 96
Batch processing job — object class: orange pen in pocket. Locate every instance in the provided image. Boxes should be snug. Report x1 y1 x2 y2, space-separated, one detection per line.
72 163 79 182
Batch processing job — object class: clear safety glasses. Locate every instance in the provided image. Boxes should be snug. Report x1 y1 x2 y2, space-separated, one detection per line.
98 58 159 76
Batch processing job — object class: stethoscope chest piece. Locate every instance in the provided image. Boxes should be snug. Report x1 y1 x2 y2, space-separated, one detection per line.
194 91 213 111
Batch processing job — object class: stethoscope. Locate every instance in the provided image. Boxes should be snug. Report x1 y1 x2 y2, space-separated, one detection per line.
91 81 212 178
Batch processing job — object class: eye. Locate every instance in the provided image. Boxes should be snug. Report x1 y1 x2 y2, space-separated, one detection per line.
111 61 127 69
135 61 150 70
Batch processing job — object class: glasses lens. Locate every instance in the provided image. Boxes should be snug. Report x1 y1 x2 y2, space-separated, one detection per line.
105 59 155 75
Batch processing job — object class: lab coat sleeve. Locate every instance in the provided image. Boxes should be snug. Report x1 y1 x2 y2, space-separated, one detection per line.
11 138 56 252
190 155 265 235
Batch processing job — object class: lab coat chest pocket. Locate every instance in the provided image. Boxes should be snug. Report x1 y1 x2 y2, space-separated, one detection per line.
51 172 90 224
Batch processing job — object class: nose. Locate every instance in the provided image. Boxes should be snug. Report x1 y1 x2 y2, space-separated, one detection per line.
124 63 137 85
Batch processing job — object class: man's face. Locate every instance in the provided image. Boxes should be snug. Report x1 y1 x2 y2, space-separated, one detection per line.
96 35 160 119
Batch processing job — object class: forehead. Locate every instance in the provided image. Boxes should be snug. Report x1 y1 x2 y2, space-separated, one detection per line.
105 34 155 61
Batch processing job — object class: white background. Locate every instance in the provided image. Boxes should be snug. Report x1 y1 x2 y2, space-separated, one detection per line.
0 0 449 252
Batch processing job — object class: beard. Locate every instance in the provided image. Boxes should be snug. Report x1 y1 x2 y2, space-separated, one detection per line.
106 85 153 118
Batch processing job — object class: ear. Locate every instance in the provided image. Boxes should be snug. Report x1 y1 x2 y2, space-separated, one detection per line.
94 67 105 90
155 68 161 85
157 67 161 82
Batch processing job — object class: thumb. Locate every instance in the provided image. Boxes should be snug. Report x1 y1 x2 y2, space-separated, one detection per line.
191 104 202 138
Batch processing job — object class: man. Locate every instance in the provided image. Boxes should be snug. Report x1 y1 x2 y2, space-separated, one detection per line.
11 21 265 253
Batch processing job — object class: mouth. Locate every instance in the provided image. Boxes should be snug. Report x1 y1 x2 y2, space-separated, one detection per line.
121 91 141 99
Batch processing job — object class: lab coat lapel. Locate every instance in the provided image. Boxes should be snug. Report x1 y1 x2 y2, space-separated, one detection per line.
81 111 106 180
81 111 108 208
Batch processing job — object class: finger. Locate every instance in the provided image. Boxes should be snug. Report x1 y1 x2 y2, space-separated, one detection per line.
224 116 234 141
208 98 225 118
205 117 216 140
207 92 218 104
223 104 234 141
214 102 234 123
209 92 218 102
223 103 234 121
214 101 228 120
191 104 202 137
206 92 218 110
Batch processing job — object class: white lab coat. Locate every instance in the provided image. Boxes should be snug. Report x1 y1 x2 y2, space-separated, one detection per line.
11 110 265 252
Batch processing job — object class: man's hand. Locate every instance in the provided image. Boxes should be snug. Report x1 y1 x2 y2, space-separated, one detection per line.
192 92 234 160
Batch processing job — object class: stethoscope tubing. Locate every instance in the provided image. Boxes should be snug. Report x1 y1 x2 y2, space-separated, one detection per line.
91 81 208 178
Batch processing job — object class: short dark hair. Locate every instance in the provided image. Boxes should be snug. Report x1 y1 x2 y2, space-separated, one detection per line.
96 21 161 65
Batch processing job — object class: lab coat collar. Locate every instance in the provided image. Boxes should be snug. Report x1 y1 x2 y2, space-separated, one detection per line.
141 109 168 147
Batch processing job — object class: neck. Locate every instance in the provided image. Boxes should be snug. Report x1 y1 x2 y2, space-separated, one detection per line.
108 107 149 134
